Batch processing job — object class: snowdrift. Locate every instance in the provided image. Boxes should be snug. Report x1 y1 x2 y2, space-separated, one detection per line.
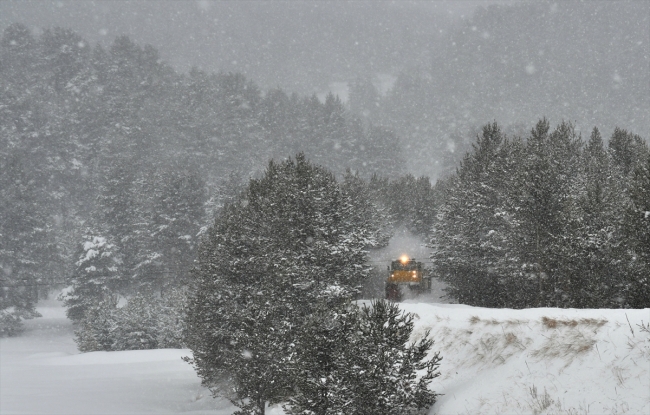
1 298 648 414
399 301 650 415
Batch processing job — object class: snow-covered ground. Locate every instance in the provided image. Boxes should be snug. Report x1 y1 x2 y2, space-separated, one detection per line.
0 298 229 415
398 301 650 415
2 297 648 415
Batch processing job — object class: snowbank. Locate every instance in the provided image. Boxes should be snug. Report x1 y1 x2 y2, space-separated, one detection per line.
1 298 648 414
398 301 650 415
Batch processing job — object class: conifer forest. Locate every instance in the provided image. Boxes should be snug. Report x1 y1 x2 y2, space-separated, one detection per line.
1 2 649 414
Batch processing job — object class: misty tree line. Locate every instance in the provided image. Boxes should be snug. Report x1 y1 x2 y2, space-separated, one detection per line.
0 23 404 334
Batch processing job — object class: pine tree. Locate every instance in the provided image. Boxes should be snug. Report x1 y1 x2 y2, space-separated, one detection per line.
609 127 647 177
340 170 390 248
152 167 205 292
348 76 380 119
286 300 441 415
112 293 159 351
184 154 377 415
431 122 524 307
561 127 626 307
74 295 118 352
60 233 123 323
622 152 650 307
518 120 582 307
156 286 187 349
0 153 51 335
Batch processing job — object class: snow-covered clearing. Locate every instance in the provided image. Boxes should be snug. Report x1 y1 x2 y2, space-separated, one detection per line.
1 298 648 415
0 299 228 415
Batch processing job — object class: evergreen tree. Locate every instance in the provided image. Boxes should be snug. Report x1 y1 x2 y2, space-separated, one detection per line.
518 120 582 307
341 170 390 248
561 127 626 307
384 174 438 237
286 300 441 415
184 154 378 415
348 76 380 119
609 127 647 176
112 293 159 351
0 153 51 335
74 295 118 352
622 153 650 307
431 119 647 308
60 233 123 323
152 167 206 292
431 122 524 307
156 287 188 349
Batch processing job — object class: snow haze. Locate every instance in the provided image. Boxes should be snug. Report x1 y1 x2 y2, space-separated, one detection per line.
1 1 649 414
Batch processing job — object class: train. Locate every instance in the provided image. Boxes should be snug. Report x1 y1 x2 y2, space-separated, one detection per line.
385 255 431 301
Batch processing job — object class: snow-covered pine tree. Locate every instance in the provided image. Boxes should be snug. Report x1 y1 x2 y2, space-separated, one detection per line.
285 299 441 415
0 154 48 335
284 304 355 415
518 120 582 307
60 233 123 323
184 154 377 415
156 286 187 349
74 295 118 352
341 170 390 249
561 127 628 307
622 152 650 307
430 122 524 307
348 76 380 119
609 127 647 177
111 293 159 351
152 166 205 292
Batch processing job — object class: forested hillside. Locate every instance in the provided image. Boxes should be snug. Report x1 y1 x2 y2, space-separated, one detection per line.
0 24 404 334
0 1 449 95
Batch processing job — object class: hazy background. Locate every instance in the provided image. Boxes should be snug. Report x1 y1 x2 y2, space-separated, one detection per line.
0 0 481 96
3 0 647 180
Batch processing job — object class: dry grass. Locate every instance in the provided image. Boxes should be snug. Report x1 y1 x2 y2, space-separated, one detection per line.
528 384 554 415
469 315 528 326
611 365 627 387
504 331 519 345
467 330 530 366
625 320 650 360
531 329 596 363
531 316 608 366
469 315 500 325
523 385 594 415
541 316 607 329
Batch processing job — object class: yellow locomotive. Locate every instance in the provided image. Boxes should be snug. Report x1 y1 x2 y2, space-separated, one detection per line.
385 255 431 301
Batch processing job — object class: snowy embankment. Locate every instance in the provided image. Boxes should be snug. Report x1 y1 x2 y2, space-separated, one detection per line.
1 298 648 415
399 301 650 415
